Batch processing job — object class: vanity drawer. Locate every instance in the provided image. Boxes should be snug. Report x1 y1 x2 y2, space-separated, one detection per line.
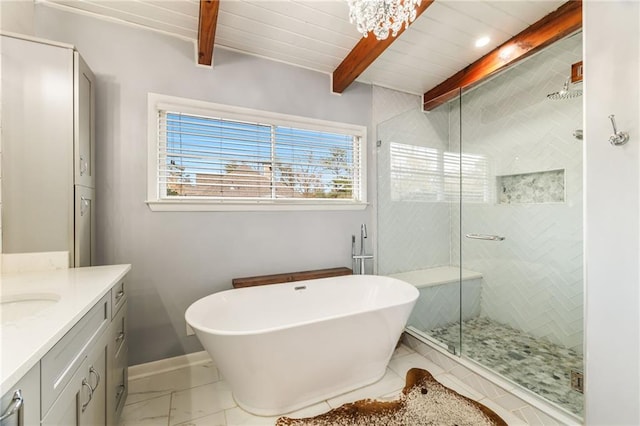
113 345 128 421
111 300 127 356
41 292 110 415
111 279 126 318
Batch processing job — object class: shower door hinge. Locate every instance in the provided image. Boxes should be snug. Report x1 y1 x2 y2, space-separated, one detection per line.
570 369 584 393
447 343 457 355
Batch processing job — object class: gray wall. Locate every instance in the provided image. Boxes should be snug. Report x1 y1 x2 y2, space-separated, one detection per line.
35 6 373 365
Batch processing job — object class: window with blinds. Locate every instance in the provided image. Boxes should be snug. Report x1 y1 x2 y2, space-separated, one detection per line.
148 94 366 209
390 142 489 203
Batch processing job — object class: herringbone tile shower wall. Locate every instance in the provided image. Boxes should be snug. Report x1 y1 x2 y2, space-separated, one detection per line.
452 34 584 353
377 107 452 275
375 34 583 354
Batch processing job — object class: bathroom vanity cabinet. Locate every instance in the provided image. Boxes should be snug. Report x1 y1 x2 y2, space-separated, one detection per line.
0 364 40 426
40 293 110 426
108 280 128 425
0 266 130 426
1 33 96 267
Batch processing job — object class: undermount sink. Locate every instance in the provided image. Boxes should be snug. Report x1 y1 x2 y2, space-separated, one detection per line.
0 293 61 323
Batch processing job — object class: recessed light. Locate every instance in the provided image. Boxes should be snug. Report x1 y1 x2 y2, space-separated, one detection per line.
475 36 490 48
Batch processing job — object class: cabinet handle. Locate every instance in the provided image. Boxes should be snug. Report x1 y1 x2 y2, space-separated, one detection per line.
81 379 93 412
115 331 125 344
115 289 125 301
89 366 101 392
0 389 23 425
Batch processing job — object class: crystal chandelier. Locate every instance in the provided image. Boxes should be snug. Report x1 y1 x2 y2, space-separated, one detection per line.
348 0 422 40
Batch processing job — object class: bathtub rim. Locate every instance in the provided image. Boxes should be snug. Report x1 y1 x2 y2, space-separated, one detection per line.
185 274 418 337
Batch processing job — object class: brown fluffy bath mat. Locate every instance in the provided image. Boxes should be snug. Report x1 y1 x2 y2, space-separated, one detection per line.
276 368 507 426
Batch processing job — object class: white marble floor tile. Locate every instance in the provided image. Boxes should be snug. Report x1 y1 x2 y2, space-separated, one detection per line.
459 371 508 400
435 373 486 401
391 343 413 359
128 362 219 405
491 392 531 412
225 401 331 426
281 401 333 419
479 398 529 426
379 389 403 400
119 394 171 426
326 368 404 408
169 380 236 425
173 410 226 426
514 405 561 426
387 352 446 379
224 407 278 426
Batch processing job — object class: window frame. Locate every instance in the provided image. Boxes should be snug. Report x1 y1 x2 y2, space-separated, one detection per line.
146 93 368 211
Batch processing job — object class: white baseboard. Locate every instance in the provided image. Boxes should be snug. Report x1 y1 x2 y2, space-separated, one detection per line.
128 351 212 381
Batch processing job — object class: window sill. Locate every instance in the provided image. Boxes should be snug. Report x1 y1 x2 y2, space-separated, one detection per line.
145 200 369 212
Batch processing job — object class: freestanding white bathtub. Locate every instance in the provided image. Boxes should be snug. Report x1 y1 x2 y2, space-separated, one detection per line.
185 274 418 416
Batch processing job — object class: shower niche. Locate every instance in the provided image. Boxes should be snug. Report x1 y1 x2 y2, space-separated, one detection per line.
497 169 565 204
377 32 584 418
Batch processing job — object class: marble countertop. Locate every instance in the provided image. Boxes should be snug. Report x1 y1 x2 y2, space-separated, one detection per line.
0 264 131 395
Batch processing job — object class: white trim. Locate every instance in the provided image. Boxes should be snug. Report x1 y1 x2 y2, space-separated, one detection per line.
146 200 368 212
37 0 196 43
150 93 367 137
127 351 212 381
147 93 368 211
0 30 74 50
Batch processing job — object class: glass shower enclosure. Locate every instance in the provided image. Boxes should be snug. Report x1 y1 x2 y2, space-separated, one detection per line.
377 33 584 417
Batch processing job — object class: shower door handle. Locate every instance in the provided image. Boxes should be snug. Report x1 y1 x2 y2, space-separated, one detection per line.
465 233 505 241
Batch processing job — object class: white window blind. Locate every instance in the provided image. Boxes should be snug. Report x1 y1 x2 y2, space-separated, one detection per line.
390 142 489 203
156 110 363 203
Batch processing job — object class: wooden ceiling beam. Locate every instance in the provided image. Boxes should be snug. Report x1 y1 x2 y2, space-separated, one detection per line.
422 0 582 111
197 0 220 66
332 0 435 94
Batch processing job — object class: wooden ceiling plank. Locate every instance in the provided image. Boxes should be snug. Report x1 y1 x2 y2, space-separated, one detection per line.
332 0 435 94
198 0 220 66
422 0 582 111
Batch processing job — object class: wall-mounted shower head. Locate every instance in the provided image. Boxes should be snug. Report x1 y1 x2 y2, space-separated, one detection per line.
547 77 582 100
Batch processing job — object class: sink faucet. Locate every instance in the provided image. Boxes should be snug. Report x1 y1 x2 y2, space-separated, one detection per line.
352 224 373 274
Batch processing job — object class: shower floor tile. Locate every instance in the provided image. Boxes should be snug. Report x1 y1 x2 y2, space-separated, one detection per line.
428 317 584 416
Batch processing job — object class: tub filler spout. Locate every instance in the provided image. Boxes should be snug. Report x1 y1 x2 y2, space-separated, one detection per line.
352 224 373 274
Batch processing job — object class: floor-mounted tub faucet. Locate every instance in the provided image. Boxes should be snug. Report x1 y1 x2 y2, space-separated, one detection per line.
352 224 373 274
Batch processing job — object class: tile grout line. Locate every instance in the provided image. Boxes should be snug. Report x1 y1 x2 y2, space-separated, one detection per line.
167 391 173 426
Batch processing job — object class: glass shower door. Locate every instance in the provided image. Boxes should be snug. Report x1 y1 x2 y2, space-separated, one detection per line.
377 89 462 354
458 33 584 416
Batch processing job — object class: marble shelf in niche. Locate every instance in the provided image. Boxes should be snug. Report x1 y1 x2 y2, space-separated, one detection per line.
497 169 565 204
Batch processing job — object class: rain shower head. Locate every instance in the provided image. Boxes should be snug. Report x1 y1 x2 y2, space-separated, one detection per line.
547 77 582 100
